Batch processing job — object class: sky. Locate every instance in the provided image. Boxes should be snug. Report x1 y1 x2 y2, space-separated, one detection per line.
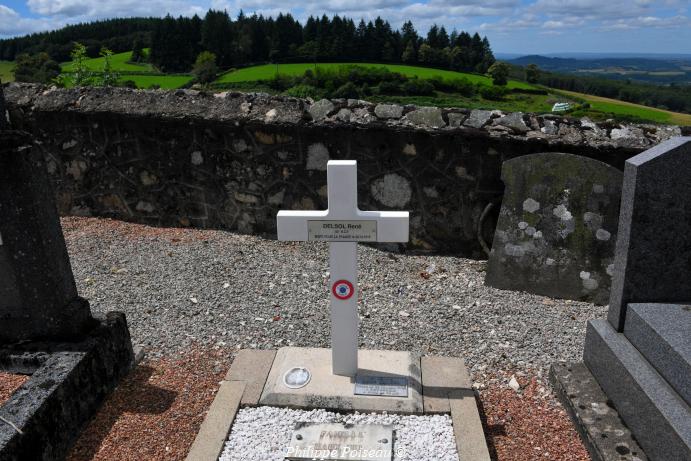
0 0 690 54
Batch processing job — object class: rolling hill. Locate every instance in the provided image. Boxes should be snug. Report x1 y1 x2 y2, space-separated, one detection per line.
59 50 193 89
216 62 536 90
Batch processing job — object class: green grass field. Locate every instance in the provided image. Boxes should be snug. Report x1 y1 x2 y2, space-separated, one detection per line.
215 62 535 90
558 89 691 126
59 49 192 89
0 61 14 82
62 50 154 73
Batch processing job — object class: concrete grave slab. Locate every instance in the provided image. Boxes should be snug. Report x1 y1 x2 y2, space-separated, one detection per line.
550 362 648 461
584 319 691 461
624 303 691 406
259 347 423 413
187 349 490 461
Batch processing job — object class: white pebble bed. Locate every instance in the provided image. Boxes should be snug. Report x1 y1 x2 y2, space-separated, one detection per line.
220 406 459 461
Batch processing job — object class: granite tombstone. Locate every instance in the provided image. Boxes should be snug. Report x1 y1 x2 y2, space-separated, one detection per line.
582 137 691 460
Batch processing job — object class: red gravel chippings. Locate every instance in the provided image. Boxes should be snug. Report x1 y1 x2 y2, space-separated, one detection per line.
0 372 28 406
479 373 591 461
66 348 228 461
61 216 224 244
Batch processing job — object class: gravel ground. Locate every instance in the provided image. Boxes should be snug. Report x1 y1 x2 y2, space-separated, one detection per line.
67 348 227 461
63 217 606 378
480 372 590 461
0 372 28 406
220 407 458 461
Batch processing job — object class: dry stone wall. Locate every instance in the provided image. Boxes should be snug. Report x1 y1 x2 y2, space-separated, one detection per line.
4 83 686 255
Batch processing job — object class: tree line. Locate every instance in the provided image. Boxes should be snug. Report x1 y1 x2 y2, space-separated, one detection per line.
151 11 495 73
0 11 495 75
0 18 155 62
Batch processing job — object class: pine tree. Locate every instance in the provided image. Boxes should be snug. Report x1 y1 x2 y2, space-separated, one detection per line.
438 26 450 49
426 25 439 48
202 10 234 67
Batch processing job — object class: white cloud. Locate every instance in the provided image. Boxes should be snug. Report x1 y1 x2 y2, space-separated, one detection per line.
600 14 690 30
210 0 232 9
27 0 207 19
529 0 654 19
479 14 540 31
0 5 58 36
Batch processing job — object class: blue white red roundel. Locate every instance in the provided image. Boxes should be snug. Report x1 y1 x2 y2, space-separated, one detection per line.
332 280 354 300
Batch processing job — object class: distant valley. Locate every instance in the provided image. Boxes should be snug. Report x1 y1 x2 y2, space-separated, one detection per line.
507 54 691 85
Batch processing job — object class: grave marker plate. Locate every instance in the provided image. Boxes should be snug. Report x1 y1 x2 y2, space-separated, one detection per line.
286 422 393 461
354 376 408 397
308 220 378 241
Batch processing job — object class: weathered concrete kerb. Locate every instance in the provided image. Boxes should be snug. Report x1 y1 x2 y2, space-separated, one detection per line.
4 83 685 255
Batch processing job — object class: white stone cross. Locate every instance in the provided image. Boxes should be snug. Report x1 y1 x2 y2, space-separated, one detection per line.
277 160 409 377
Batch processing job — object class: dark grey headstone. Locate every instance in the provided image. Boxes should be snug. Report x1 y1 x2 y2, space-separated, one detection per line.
624 303 691 406
485 153 622 304
0 143 93 343
608 137 691 330
584 319 691 461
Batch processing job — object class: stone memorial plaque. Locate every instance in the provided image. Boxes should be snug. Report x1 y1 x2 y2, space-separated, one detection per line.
354 375 408 397
286 422 393 461
308 220 377 242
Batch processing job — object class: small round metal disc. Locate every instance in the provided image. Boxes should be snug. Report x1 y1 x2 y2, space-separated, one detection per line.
283 367 311 389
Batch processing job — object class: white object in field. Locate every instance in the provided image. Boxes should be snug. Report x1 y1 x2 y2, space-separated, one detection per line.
552 102 571 112
276 160 409 377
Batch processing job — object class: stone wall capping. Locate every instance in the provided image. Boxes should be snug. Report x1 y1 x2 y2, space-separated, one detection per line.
3 83 684 146
5 83 684 255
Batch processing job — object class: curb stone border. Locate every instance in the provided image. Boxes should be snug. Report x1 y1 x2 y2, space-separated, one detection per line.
185 349 490 461
550 362 648 461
